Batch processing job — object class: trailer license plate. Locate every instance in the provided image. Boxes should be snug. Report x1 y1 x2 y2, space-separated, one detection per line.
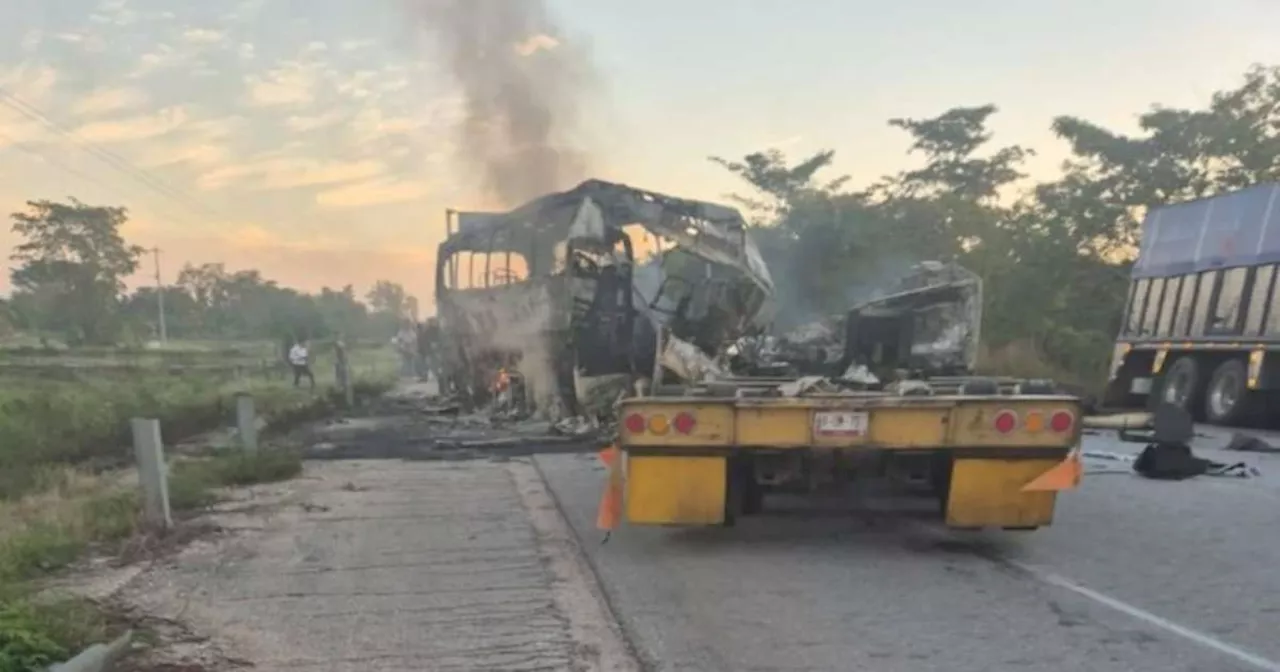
813 411 869 437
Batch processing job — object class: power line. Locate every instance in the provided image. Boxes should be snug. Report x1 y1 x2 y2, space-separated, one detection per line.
0 128 194 226
0 86 228 222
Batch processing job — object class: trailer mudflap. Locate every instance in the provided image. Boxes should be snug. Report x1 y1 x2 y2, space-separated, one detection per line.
945 457 1064 529
625 454 727 525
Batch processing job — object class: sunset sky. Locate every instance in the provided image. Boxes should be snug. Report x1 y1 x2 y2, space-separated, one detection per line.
2 0 1280 309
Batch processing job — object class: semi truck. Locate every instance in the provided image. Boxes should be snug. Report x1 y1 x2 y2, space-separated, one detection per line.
598 262 1083 533
1104 182 1280 425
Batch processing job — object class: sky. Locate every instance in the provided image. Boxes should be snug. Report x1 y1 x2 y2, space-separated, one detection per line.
2 0 1280 309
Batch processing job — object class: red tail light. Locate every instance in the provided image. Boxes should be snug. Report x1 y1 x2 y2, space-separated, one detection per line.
673 411 697 434
624 413 646 434
993 409 1018 434
1049 410 1075 433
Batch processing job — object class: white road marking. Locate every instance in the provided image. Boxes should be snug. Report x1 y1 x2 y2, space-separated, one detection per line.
1008 559 1280 672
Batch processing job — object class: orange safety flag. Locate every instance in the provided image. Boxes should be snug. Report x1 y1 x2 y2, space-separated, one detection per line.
1021 449 1083 492
596 445 624 531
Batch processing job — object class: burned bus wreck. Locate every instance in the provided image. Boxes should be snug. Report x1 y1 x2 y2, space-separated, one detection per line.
434 179 775 418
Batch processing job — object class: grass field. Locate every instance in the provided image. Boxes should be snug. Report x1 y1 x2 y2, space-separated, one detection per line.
0 338 398 669
0 338 396 495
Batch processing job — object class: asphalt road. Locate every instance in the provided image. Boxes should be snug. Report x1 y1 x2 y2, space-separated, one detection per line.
535 425 1280 672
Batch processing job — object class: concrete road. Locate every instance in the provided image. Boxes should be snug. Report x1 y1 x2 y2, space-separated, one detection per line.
536 426 1280 672
120 459 638 671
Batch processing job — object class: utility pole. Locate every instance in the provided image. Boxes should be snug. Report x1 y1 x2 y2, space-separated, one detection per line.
151 247 167 343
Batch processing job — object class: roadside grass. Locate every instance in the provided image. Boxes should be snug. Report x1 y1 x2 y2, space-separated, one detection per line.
0 341 397 669
0 341 397 499
0 448 308 670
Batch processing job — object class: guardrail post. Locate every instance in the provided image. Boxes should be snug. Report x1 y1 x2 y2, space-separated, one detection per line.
235 392 258 453
129 418 172 529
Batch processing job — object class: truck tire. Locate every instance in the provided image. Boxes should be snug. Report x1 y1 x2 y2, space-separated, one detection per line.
1160 356 1204 417
1204 358 1252 426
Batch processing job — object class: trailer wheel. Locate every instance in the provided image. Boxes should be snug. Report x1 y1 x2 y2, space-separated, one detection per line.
1204 358 1251 426
1160 356 1203 416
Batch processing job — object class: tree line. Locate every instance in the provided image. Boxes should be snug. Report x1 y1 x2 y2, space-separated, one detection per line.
2 198 419 346
713 63 1280 386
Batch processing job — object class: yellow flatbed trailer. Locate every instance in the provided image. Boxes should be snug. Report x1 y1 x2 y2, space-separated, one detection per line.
600 391 1084 531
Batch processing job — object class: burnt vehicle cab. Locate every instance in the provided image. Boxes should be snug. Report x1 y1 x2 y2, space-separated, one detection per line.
434 180 776 418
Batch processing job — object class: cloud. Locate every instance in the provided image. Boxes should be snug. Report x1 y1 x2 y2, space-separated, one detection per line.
350 107 422 142
285 110 347 132
74 107 188 143
224 224 288 249
340 39 375 52
197 157 387 191
514 34 560 57
262 159 385 190
19 31 42 54
94 0 140 26
315 179 428 208
182 28 225 45
71 87 148 116
245 61 318 107
136 142 230 168
185 116 244 141
223 0 266 24
757 134 804 150
0 64 59 103
129 44 192 79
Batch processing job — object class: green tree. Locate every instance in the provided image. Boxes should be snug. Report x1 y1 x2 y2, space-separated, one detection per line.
366 280 410 317
8 199 143 344
709 149 849 225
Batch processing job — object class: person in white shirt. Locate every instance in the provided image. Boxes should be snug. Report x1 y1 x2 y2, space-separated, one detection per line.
289 339 315 390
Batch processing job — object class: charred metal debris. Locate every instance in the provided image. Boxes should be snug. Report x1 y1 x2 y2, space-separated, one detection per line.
426 180 1050 432
431 179 775 421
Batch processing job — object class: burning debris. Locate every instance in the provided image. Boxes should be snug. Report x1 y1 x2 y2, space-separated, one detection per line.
726 261 982 384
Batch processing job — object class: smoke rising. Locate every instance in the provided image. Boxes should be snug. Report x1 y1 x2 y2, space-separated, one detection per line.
406 0 595 206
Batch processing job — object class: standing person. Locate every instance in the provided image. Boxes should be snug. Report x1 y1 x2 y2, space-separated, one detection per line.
395 320 419 379
289 338 316 391
420 317 444 388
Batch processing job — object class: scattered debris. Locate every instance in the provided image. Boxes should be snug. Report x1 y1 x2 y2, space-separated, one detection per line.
1108 403 1261 480
778 376 839 397
1225 432 1280 454
729 261 984 382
